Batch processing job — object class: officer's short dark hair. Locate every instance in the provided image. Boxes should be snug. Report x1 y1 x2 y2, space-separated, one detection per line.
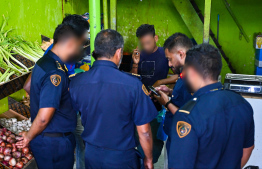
185 44 222 81
136 24 155 38
163 33 193 52
93 29 124 59
53 14 89 45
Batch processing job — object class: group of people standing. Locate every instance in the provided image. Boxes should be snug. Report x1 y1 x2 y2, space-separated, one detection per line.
15 14 254 169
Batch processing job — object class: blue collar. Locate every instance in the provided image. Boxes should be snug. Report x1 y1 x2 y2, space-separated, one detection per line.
92 60 118 69
46 50 64 65
193 82 223 97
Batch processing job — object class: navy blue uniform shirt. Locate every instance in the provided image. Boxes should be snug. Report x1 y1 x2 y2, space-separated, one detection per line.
137 47 169 87
69 60 158 151
164 78 192 136
168 82 254 169
30 51 77 133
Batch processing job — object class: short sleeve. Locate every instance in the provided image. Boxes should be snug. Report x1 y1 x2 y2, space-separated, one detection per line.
168 113 198 168
133 82 158 126
39 70 67 109
171 78 192 108
244 113 255 148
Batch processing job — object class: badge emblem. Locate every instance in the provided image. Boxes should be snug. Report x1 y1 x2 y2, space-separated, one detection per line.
142 84 149 96
176 121 191 138
50 75 61 86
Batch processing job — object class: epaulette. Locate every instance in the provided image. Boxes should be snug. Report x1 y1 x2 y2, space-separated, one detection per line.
56 61 66 72
68 72 83 80
178 97 197 114
122 71 142 80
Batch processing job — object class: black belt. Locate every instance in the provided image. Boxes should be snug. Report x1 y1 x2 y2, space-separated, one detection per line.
43 132 72 137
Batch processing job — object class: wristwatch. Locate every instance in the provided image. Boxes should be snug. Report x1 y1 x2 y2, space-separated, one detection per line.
165 100 172 109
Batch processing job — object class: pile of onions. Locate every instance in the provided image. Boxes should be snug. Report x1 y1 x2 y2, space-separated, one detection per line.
0 128 34 169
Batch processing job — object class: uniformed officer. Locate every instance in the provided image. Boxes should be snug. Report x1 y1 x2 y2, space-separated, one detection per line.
153 33 193 152
69 29 158 169
167 44 254 168
16 20 89 169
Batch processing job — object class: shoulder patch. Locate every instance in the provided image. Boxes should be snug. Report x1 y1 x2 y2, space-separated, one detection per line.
178 97 197 114
142 84 149 96
50 74 61 86
177 121 191 138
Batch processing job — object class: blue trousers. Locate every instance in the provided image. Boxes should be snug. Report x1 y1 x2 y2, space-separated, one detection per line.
85 143 140 169
73 113 85 169
30 133 76 169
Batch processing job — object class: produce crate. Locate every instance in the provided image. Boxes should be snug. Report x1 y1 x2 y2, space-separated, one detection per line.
12 55 34 69
0 54 34 100
8 97 30 118
0 110 38 169
0 72 31 100
0 68 18 81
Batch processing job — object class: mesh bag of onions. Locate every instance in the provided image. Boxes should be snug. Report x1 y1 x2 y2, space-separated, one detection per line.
0 128 33 169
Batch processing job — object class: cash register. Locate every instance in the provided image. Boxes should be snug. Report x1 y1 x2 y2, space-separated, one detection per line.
224 73 262 95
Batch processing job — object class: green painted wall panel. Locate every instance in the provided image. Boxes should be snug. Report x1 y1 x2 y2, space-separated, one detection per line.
194 0 262 75
0 0 88 43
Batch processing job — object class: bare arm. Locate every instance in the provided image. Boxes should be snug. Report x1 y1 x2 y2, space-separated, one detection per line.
167 103 179 115
16 108 55 148
23 73 32 94
153 74 179 87
137 123 153 169
241 145 254 168
130 47 140 74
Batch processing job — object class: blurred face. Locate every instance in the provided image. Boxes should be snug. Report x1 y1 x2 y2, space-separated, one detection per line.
165 48 186 73
139 34 158 53
184 66 201 92
64 34 88 63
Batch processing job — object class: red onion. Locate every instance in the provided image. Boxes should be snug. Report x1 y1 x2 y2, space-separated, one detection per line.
0 138 3 143
15 136 22 141
0 147 4 153
4 155 11 161
0 153 4 158
10 134 15 139
21 157 28 164
2 128 7 133
15 161 24 169
5 132 10 137
7 136 12 143
12 151 21 158
9 165 13 169
3 147 11 155
0 142 5 147
25 153 33 160
9 158 16 166
0 131 4 136
2 160 8 166
2 135 7 140
6 143 12 148
22 147 29 154
12 144 17 152
9 139 15 144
